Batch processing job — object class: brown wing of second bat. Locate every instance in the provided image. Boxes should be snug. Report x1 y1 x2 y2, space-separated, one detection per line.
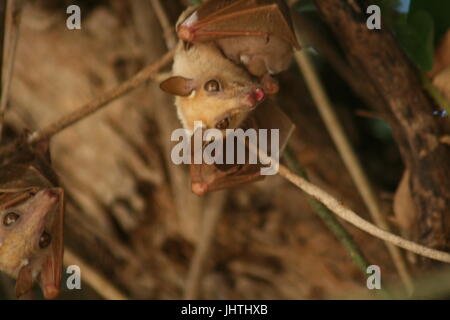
178 0 300 49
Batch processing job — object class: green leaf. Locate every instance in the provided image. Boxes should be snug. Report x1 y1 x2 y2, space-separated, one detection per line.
409 0 450 43
394 10 435 71
293 0 316 13
188 0 203 6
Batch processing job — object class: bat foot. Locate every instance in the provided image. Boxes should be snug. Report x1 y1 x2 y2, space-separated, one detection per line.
192 182 209 196
43 284 60 299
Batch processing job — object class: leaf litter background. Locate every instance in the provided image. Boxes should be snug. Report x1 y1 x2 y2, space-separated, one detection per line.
0 0 448 299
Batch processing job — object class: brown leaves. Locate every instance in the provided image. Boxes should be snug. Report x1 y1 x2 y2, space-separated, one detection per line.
430 29 450 100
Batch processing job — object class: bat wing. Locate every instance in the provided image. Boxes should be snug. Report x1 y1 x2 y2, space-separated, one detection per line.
178 0 300 49
39 188 64 299
15 264 34 298
190 100 294 195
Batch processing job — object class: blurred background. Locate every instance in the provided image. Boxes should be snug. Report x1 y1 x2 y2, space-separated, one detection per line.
0 0 449 299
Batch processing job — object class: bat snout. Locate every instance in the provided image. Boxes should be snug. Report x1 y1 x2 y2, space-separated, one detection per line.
244 87 266 109
42 190 59 203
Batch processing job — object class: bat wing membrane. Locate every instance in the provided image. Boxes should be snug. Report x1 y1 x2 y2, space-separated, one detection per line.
180 0 300 49
190 101 295 195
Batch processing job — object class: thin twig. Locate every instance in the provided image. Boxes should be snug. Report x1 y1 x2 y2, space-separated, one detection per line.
0 0 6 97
63 247 128 300
294 38 414 292
27 49 174 144
284 149 393 298
150 0 219 298
241 137 450 264
149 0 177 50
284 149 370 274
184 191 228 299
0 49 174 157
0 0 24 141
278 163 450 264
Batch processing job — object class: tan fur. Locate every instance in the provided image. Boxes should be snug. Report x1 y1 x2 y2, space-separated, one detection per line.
171 42 262 132
217 36 294 76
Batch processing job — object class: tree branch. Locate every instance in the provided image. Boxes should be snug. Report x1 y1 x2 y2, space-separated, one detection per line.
314 0 450 253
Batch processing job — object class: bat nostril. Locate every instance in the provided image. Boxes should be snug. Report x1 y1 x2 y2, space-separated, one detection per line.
254 88 265 102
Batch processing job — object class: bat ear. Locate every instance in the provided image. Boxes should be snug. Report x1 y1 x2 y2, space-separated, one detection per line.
160 76 195 97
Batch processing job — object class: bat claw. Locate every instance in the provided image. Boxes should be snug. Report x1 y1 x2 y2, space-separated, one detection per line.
178 26 195 42
43 285 60 299
192 182 209 196
43 189 60 202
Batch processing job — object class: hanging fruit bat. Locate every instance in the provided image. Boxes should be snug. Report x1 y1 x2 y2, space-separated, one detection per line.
177 0 300 79
0 137 64 299
160 0 297 193
190 100 294 195
160 0 299 132
161 42 267 132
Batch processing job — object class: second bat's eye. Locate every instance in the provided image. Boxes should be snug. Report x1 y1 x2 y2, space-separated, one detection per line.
3 211 20 226
216 118 230 130
39 232 52 249
204 80 221 92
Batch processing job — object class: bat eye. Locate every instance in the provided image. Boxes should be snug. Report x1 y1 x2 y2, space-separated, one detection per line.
216 117 230 130
204 79 221 92
39 232 52 249
3 211 20 226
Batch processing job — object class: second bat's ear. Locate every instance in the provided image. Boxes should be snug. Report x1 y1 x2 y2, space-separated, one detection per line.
160 76 195 97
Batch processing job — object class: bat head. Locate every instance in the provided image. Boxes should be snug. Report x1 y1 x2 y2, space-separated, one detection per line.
0 188 63 299
160 43 266 131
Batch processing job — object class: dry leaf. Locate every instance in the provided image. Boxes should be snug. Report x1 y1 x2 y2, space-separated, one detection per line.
432 66 450 100
393 170 417 236
429 29 450 78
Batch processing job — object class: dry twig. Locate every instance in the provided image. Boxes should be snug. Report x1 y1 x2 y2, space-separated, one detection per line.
294 36 413 292
0 0 25 141
149 0 177 49
0 49 174 157
243 139 450 264
64 248 128 300
184 191 228 299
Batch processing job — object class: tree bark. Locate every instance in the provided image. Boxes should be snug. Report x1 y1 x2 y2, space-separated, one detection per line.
314 0 450 253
